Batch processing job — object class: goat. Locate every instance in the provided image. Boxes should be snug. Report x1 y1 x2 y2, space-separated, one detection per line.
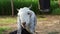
17 7 37 34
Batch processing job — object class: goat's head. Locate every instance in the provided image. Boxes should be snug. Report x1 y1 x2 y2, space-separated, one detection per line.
17 7 32 28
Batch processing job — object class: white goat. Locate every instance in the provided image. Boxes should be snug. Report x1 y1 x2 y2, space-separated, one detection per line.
17 7 37 34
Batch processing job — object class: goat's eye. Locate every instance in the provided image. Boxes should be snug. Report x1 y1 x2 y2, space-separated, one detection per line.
28 13 30 15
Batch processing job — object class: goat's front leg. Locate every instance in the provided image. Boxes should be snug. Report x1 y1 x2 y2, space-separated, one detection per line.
17 25 21 34
17 26 21 34
17 16 21 34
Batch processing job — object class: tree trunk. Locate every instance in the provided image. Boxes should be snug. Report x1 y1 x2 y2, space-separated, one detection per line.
38 0 40 10
11 0 14 16
58 0 60 7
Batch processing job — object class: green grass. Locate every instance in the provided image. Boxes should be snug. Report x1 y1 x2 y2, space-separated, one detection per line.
0 16 17 34
0 26 11 34
0 16 17 24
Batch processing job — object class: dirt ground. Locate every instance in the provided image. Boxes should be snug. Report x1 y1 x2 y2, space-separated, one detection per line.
36 15 60 34
1 15 60 34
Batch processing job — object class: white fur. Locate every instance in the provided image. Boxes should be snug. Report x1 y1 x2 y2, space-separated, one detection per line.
17 7 37 34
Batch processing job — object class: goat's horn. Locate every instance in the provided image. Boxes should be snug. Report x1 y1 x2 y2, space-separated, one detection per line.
29 4 32 9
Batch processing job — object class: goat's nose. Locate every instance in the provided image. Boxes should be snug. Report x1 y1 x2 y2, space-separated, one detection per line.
22 22 26 25
22 22 26 28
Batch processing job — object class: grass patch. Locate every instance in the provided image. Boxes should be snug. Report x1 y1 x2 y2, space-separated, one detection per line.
0 16 16 34
0 16 17 24
0 26 11 34
48 32 59 34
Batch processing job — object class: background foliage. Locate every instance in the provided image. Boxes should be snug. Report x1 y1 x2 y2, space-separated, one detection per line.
0 0 60 15
0 0 38 15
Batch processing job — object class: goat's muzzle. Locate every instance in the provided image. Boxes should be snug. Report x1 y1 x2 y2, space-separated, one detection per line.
22 22 26 28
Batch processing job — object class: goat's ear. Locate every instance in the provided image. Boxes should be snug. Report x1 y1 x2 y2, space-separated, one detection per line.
17 9 19 11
